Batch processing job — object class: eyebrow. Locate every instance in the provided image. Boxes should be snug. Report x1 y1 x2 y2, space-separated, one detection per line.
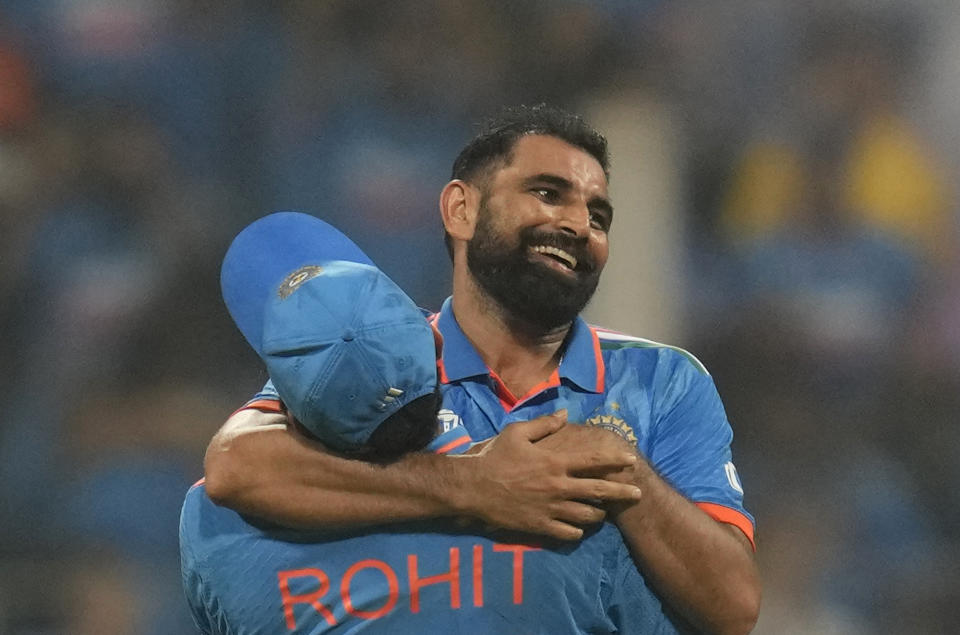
523 173 614 220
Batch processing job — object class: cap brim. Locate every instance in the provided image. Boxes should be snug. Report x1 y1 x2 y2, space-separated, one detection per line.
220 211 375 353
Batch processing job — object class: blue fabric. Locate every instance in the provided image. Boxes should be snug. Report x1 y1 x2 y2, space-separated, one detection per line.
424 424 473 455
220 212 374 354
184 298 751 632
180 485 674 634
221 213 436 450
434 298 753 529
259 262 436 450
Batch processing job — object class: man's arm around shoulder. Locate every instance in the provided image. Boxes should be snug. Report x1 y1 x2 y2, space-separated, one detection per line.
204 408 643 540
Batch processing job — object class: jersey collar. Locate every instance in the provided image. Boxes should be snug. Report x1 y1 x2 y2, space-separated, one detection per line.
432 296 605 394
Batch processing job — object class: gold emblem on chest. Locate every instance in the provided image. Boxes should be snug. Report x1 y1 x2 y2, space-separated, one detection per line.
584 414 637 444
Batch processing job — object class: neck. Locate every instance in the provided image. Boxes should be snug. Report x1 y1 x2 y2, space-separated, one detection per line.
451 265 572 398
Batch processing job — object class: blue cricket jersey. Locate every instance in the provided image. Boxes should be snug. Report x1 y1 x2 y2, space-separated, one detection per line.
180 423 678 634
430 298 755 546
181 297 752 633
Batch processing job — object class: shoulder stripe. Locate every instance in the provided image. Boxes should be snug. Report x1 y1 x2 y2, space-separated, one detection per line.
593 328 709 375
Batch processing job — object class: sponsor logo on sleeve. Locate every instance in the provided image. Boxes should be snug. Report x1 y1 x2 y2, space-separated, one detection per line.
724 462 744 494
436 409 462 434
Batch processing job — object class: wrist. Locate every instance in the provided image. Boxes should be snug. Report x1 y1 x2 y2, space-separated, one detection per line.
424 453 478 517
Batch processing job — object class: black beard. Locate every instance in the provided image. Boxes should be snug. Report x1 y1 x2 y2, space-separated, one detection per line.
466 211 601 332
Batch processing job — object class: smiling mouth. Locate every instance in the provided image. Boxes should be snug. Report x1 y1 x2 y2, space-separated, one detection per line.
530 245 578 270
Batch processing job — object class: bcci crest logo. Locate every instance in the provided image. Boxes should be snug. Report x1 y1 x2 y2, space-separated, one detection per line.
278 265 324 299
585 414 637 444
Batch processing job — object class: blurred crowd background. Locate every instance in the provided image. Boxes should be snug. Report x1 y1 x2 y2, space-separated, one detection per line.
1 1 958 633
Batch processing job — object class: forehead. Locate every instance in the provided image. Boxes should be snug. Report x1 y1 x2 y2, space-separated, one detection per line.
494 134 608 195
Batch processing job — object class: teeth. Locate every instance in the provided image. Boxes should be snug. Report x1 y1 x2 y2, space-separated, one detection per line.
531 245 577 269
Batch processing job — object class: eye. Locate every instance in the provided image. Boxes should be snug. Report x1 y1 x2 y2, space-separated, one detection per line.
532 187 560 203
589 210 611 232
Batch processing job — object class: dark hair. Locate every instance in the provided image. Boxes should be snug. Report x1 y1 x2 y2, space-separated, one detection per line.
452 104 609 183
445 104 610 258
363 387 441 462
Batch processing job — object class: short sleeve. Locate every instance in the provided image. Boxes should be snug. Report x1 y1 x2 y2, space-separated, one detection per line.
230 380 284 415
648 352 755 547
425 424 473 455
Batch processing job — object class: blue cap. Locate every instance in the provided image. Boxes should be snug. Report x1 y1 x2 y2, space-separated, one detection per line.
220 212 437 450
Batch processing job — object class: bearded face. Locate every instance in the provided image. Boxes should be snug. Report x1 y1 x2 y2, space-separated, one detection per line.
466 199 602 331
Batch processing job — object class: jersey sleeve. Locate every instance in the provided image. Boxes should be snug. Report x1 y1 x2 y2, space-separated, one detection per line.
425 424 473 455
179 486 216 635
648 350 755 548
235 379 283 413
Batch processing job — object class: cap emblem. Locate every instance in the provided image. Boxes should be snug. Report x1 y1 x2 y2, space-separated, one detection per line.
278 265 324 299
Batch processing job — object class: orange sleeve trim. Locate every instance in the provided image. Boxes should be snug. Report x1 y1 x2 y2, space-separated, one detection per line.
434 435 472 455
232 398 284 417
696 502 756 551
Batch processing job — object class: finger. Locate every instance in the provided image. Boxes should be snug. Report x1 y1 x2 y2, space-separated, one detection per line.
512 411 566 442
552 500 607 525
564 478 643 503
540 520 585 542
563 449 638 473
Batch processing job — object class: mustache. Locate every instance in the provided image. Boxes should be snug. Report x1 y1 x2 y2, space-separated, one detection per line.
519 228 596 273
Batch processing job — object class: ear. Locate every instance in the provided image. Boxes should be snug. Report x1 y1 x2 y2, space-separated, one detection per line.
440 179 479 242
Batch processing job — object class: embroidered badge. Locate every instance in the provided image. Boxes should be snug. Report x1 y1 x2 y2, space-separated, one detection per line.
278 265 324 299
585 414 637 444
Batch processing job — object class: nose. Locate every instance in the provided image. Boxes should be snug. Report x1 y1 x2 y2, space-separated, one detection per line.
556 203 591 237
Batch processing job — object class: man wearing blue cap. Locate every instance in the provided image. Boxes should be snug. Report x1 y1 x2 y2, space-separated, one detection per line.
204 105 760 634
215 215 448 458
180 217 656 633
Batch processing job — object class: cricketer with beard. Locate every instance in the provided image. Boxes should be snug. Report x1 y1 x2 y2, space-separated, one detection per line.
202 105 761 634
183 213 679 634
